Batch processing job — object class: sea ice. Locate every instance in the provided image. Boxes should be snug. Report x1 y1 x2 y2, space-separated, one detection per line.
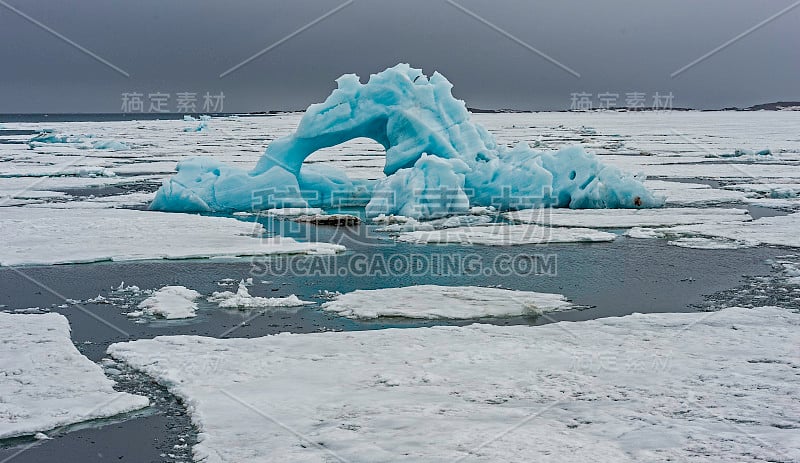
396 223 616 245
90 140 130 151
643 180 751 206
660 212 800 248
263 207 324 217
0 313 148 439
321 285 575 319
151 64 662 216
0 207 344 266
667 237 759 250
505 207 751 228
130 286 202 319
208 280 311 309
374 214 494 232
108 306 800 463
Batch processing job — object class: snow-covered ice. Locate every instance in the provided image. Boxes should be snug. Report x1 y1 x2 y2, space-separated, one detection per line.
0 207 344 266
660 212 800 248
505 207 752 228
263 207 324 217
321 285 575 319
643 180 752 206
374 214 494 232
208 280 311 309
108 306 799 463
397 223 617 245
129 286 202 319
667 237 759 250
0 313 149 439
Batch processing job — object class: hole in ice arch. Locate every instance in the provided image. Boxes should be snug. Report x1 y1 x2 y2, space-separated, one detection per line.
301 137 388 181
253 115 393 177
298 137 389 209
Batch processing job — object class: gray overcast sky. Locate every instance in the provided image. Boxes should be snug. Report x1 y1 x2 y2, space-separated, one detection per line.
0 0 798 113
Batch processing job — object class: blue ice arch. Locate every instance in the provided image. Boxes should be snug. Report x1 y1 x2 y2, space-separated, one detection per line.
151 64 664 218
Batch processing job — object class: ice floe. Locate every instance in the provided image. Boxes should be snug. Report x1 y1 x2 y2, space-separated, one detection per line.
321 285 575 319
661 212 800 248
505 207 751 228
397 223 616 245
108 306 800 463
667 237 759 250
0 207 344 266
0 313 148 439
643 180 751 206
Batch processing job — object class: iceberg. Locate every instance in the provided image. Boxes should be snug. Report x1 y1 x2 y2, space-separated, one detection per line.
151 64 663 218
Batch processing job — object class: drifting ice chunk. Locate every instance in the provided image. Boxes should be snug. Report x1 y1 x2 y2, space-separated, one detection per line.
0 313 148 438
321 285 575 319
208 280 310 308
151 64 663 217
132 286 202 319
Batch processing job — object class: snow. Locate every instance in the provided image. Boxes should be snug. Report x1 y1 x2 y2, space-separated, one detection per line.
505 207 752 228
744 197 800 211
0 207 344 266
724 182 800 198
131 286 202 319
660 212 800 248
27 191 156 209
374 214 494 232
643 180 751 206
108 306 800 463
668 237 759 250
0 312 149 439
150 64 662 216
321 285 575 319
208 280 311 309
397 223 616 245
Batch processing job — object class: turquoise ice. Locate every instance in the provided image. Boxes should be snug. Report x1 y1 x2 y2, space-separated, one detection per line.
151 64 663 217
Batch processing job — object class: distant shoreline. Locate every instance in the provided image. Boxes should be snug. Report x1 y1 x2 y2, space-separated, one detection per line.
1 101 798 123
